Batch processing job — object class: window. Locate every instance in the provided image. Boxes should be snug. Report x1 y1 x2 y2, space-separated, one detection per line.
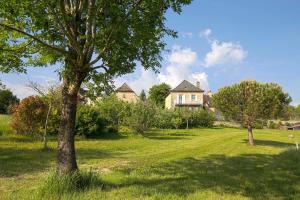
179 95 183 104
191 94 196 101
123 94 126 98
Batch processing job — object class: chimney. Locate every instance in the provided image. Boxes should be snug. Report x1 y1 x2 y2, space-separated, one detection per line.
196 81 201 89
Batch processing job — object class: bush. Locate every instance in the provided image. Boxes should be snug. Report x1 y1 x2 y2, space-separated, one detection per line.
268 120 280 129
76 105 107 138
191 110 215 128
252 120 265 129
11 96 47 135
96 94 127 130
126 101 156 134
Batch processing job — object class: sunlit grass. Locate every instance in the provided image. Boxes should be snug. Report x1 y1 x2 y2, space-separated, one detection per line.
0 115 300 199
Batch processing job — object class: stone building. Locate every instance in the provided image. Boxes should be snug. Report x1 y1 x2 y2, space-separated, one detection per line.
116 83 139 103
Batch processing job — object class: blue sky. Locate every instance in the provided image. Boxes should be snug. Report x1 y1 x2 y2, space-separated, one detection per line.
1 0 300 105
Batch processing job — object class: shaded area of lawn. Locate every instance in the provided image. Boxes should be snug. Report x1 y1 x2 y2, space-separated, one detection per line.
0 146 123 177
116 149 300 199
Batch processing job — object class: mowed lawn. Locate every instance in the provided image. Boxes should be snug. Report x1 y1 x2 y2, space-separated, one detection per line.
1 115 300 199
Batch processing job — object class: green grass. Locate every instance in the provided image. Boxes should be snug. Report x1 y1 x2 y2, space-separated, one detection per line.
1 115 300 199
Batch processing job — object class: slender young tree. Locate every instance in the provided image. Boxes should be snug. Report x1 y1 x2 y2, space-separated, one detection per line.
212 80 291 146
139 89 146 101
0 0 192 174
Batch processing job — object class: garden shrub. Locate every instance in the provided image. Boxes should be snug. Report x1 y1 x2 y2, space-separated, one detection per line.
75 105 107 138
11 96 47 136
191 109 215 128
126 101 156 134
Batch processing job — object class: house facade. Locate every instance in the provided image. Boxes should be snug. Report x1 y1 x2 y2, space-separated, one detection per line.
165 80 213 110
116 83 139 103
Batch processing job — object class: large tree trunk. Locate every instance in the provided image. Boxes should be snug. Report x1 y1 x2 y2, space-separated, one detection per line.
57 81 80 174
247 125 255 146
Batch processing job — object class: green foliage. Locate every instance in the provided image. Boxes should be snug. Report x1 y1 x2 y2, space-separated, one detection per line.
154 108 178 129
126 101 156 134
0 0 192 86
154 108 215 129
148 83 171 108
97 95 127 127
191 110 215 128
139 89 147 102
0 87 19 114
212 80 291 127
39 171 102 198
283 105 300 120
75 105 106 138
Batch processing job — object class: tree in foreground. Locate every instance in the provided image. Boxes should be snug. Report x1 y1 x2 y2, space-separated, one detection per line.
148 83 171 108
0 0 192 174
212 80 291 146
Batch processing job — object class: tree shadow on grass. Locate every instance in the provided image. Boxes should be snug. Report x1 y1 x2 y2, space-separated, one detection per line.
0 147 123 178
142 130 193 140
242 139 292 148
115 150 300 199
78 131 128 141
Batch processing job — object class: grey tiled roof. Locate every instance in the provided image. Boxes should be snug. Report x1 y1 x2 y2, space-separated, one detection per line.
171 80 204 92
116 83 135 92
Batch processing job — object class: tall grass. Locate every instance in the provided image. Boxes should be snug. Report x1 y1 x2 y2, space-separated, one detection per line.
38 170 103 198
0 115 12 135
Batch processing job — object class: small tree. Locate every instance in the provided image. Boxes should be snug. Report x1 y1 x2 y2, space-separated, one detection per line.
0 83 19 114
139 89 147 102
28 82 62 149
97 95 125 128
148 83 171 108
11 96 47 136
212 80 291 146
127 101 156 134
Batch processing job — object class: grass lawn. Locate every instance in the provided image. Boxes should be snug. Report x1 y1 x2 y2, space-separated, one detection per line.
0 115 300 199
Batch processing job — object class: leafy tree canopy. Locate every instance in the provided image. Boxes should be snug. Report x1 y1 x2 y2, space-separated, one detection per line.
148 83 171 108
212 80 291 145
0 82 19 114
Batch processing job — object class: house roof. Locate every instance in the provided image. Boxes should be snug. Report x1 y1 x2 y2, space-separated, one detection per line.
116 83 135 93
171 80 204 92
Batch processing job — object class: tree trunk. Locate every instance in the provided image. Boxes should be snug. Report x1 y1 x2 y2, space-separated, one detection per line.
186 119 189 129
43 102 52 150
57 81 80 174
247 125 255 146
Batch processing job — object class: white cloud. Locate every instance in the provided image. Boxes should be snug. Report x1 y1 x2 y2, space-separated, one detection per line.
200 28 247 68
158 46 209 91
115 45 210 93
199 28 212 41
204 40 247 67
181 32 193 38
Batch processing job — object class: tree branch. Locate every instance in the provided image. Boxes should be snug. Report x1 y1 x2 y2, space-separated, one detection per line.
88 0 144 67
0 23 67 54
